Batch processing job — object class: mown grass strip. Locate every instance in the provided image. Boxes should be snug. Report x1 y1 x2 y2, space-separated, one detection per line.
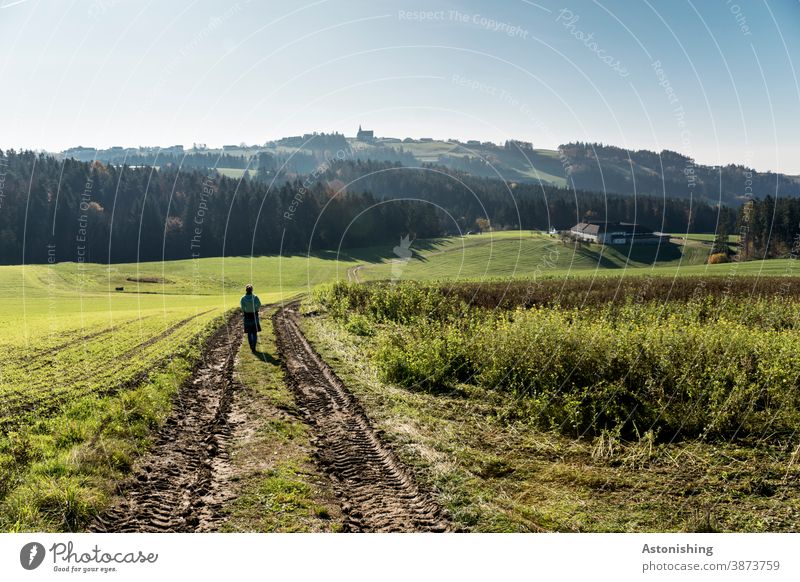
218 308 341 532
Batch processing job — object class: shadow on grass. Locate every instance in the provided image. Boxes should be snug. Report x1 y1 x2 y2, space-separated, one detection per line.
575 240 683 268
252 348 280 365
574 245 621 269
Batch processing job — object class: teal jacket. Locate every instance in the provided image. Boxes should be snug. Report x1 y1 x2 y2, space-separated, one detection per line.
240 293 261 314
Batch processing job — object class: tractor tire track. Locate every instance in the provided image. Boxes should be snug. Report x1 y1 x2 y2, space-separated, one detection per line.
0 310 216 433
273 304 449 532
6 314 160 369
115 309 214 362
91 313 242 532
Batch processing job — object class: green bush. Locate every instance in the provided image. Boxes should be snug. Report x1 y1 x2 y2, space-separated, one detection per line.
315 281 463 324
327 281 800 440
374 323 474 391
344 314 374 337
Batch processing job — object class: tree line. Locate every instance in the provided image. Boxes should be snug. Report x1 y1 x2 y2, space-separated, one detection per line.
739 196 800 259
320 160 737 234
560 142 798 204
0 151 439 264
1 150 797 265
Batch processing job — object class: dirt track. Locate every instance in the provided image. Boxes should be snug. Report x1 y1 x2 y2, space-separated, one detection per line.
93 305 448 532
92 315 241 532
273 305 449 532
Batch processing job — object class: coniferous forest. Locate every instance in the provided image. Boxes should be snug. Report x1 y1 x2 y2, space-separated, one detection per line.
0 150 795 264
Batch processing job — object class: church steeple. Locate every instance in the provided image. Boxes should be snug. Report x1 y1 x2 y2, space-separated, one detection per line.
356 124 374 142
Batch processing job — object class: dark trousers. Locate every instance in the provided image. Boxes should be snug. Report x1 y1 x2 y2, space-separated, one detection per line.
247 331 258 349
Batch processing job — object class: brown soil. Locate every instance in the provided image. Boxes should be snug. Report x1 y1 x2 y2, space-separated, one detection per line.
126 276 173 284
272 304 449 532
92 315 242 532
92 305 449 532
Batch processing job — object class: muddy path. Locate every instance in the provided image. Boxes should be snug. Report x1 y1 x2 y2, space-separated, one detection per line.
273 304 449 532
92 314 242 533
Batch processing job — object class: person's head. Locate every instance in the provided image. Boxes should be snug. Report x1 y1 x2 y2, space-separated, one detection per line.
245 284 253 295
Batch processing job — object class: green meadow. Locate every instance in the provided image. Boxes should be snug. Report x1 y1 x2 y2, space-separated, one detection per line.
1 230 796 530
0 229 789 419
355 231 789 281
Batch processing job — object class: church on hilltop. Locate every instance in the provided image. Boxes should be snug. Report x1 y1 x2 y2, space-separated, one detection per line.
356 125 374 142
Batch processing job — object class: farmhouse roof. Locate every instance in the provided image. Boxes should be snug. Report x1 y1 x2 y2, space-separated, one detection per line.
571 221 656 235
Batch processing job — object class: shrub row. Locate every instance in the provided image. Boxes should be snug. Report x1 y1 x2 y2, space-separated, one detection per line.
317 281 800 441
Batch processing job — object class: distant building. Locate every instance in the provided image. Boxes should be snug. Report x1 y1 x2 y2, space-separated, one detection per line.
569 222 666 245
419 137 433 142
278 136 304 147
356 125 374 142
222 144 239 151
505 139 533 151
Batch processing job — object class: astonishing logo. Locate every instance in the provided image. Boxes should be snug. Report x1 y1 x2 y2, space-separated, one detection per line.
20 542 46 570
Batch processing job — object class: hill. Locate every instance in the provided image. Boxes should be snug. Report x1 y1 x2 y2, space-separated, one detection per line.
59 135 800 205
353 230 794 282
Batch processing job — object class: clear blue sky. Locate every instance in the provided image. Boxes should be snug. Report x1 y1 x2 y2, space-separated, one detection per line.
1 0 799 173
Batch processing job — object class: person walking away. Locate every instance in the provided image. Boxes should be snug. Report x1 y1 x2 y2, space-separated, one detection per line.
240 284 261 351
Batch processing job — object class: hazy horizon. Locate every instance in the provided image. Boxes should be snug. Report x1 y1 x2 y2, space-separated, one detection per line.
24 130 800 178
1 0 799 173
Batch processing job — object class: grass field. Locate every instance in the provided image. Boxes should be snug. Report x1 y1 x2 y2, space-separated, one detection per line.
355 231 788 282
666 232 741 243
303 313 800 532
0 254 355 530
0 231 787 430
1 231 796 531
215 168 249 179
0 253 368 424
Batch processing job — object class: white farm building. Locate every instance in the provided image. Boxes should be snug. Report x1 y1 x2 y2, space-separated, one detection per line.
569 222 666 245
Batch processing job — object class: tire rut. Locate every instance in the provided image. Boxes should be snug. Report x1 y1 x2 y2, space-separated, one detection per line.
0 310 216 434
91 313 242 533
273 304 449 533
